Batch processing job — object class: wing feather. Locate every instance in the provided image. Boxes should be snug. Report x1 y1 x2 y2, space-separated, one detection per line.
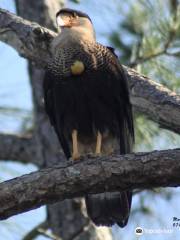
43 71 71 158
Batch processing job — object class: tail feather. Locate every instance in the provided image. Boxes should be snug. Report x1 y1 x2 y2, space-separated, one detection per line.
85 191 132 227
117 191 132 227
85 104 134 227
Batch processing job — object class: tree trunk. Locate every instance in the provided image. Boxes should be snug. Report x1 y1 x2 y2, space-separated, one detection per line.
15 0 112 239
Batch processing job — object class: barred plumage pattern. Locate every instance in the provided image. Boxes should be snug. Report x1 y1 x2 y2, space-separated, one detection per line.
48 41 115 76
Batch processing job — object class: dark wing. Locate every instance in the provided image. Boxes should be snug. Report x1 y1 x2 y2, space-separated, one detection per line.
43 71 71 158
92 44 134 151
110 44 134 151
85 44 134 227
113 59 134 153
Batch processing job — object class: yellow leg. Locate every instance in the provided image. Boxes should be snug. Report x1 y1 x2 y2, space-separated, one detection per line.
95 131 102 155
72 129 80 160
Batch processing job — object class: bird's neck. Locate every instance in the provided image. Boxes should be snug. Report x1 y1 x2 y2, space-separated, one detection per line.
51 27 96 52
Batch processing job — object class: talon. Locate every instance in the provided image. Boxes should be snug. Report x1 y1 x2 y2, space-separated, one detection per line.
72 152 80 160
69 157 75 164
94 153 102 157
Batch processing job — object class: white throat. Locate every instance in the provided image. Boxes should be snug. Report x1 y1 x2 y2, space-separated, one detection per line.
51 24 96 52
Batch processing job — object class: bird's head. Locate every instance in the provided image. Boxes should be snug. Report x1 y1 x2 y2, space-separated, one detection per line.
56 8 96 41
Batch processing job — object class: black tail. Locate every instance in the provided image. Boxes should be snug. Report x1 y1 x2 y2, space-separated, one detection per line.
85 103 134 227
85 191 132 227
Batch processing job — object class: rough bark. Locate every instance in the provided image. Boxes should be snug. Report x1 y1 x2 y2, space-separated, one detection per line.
0 8 179 135
0 148 180 220
14 1 112 240
0 8 55 67
126 67 180 134
0 133 36 163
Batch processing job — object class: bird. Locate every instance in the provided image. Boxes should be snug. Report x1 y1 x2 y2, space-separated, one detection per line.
43 8 134 227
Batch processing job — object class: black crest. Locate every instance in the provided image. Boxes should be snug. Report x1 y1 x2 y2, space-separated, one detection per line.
56 8 92 22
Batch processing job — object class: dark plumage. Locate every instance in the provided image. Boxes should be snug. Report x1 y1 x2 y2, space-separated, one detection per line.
43 8 134 227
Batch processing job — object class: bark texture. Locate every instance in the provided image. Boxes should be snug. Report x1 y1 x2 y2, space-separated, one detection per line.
0 148 180 220
0 133 35 163
0 8 56 67
126 67 180 134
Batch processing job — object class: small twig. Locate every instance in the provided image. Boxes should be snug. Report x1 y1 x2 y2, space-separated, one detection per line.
130 49 166 67
38 228 62 240
130 4 179 67
23 221 48 240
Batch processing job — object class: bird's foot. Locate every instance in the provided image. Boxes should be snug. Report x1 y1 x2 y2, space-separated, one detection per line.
69 152 102 163
69 153 85 163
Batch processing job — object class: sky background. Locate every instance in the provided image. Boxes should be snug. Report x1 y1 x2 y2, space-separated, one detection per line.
0 0 180 240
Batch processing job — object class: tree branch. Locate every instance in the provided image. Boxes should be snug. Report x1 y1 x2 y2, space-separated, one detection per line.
0 148 180 220
126 67 180 134
0 8 56 67
23 221 48 240
0 133 37 164
0 8 180 134
23 220 62 240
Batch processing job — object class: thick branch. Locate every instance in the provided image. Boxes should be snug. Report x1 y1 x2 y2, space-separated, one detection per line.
0 133 36 164
0 148 180 220
126 67 180 134
0 8 179 135
0 8 56 67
